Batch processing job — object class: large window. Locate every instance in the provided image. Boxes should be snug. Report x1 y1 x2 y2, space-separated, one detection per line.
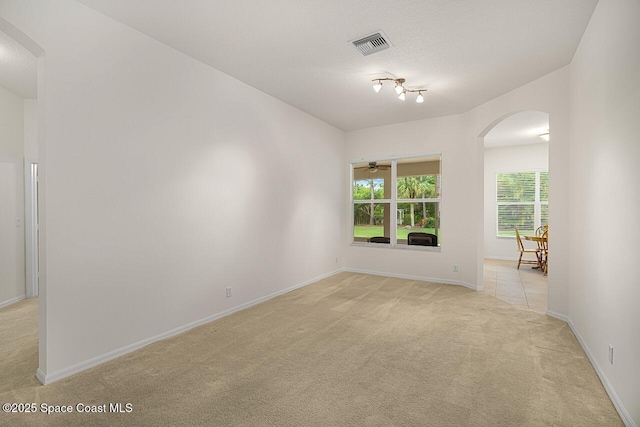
496 171 548 236
352 155 441 248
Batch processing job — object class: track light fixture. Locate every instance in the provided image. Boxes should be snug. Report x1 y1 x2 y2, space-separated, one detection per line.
371 77 427 104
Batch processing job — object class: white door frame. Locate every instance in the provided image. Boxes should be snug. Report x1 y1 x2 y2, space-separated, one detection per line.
24 160 38 298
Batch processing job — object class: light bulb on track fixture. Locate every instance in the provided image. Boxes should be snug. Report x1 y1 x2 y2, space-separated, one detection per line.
394 82 404 95
416 91 424 103
373 81 382 92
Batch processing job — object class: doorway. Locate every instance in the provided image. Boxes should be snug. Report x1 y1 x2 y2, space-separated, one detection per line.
480 111 549 312
0 16 46 385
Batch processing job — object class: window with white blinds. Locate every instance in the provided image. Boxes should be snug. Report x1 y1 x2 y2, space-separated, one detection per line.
496 171 548 236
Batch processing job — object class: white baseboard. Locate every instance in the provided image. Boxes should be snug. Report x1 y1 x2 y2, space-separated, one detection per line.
545 311 635 427
36 368 46 384
344 267 478 291
545 310 569 322
484 256 519 261
566 320 636 427
36 268 345 385
0 294 26 309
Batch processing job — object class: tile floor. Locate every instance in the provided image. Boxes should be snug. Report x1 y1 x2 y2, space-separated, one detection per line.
482 258 548 313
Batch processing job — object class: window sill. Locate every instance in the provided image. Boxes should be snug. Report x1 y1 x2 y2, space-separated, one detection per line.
350 242 441 252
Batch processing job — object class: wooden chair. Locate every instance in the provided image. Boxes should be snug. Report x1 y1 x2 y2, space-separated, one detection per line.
515 227 541 270
535 225 548 237
539 230 549 275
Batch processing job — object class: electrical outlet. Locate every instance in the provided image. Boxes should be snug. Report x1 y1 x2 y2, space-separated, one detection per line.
453 265 459 273
608 345 614 365
336 257 339 264
226 287 232 298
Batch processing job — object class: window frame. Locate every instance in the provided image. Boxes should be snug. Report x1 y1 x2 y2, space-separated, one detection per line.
495 169 548 238
350 153 442 251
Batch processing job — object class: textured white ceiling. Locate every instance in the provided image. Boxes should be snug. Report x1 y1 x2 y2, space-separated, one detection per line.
0 29 36 98
7 0 597 130
484 111 549 148
77 0 598 131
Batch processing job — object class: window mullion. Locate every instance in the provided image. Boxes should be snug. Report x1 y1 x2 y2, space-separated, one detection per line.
534 172 541 229
350 164 355 241
391 160 397 246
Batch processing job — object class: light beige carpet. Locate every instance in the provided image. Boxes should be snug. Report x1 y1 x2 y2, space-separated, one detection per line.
0 273 623 426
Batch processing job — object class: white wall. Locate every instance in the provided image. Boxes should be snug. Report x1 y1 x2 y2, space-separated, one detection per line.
0 0 345 379
568 0 640 424
23 98 37 161
0 84 25 307
483 143 549 259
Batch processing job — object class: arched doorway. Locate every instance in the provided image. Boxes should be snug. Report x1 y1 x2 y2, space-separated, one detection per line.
479 110 549 312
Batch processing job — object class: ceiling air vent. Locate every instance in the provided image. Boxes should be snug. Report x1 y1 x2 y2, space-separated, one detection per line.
351 31 392 56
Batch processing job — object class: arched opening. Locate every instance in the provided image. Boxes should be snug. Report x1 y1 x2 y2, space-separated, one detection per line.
478 110 549 312
0 16 46 384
